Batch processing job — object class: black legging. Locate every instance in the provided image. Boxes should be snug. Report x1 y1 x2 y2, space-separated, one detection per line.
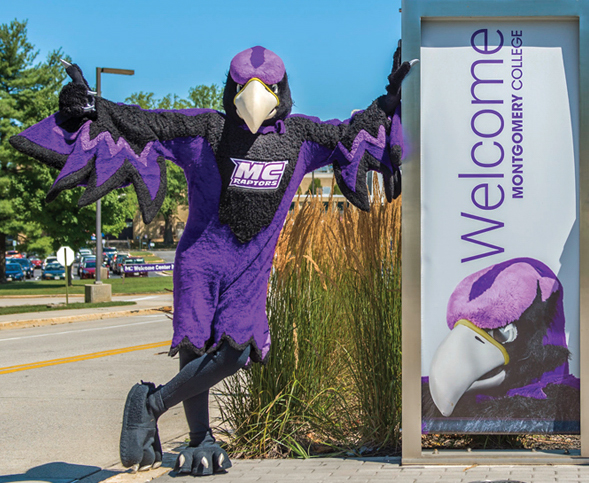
150 343 251 446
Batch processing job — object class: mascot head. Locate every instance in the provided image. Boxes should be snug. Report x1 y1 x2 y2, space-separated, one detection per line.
223 46 293 133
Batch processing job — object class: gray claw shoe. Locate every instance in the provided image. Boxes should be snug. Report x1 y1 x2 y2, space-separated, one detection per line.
119 382 163 472
174 433 231 476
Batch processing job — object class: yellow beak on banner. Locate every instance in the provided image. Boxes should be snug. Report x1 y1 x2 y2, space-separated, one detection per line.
429 319 509 417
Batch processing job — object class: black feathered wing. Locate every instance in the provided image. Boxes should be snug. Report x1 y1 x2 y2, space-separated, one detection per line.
10 98 218 224
331 103 403 209
291 101 404 210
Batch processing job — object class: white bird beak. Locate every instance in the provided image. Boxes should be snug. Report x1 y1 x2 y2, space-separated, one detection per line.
234 78 279 134
429 319 509 417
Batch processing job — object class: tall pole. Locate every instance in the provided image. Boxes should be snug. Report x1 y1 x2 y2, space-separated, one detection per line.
94 67 134 283
95 68 103 284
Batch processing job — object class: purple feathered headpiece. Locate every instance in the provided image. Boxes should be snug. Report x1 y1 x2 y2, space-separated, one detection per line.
447 258 566 347
229 46 286 85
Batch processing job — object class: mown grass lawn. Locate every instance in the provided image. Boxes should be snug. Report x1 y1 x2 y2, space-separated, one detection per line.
0 301 136 316
128 251 164 263
0 277 173 296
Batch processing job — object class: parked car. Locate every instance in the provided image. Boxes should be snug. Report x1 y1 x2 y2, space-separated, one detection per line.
102 247 117 270
42 262 66 280
79 260 96 279
6 250 23 259
113 253 129 275
79 260 110 280
78 255 96 276
75 248 92 262
29 257 43 268
121 257 148 277
8 257 34 279
43 256 58 269
5 262 25 281
104 252 117 270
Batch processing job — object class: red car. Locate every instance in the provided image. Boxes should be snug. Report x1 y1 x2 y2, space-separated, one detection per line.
29 257 43 268
79 260 109 280
122 257 148 277
5 250 23 259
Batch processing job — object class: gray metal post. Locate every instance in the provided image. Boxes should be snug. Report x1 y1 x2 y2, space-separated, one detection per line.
96 199 102 283
93 66 134 283
95 68 103 283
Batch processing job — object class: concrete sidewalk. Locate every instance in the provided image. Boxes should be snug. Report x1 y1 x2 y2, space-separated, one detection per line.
154 457 589 483
0 292 173 330
12 429 587 483
91 451 589 483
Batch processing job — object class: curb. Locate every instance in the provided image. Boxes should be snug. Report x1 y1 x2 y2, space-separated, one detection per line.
99 466 170 483
0 293 84 299
83 434 188 483
0 291 171 299
0 307 170 331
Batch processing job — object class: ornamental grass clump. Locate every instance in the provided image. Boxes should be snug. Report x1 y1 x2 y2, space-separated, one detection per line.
217 187 402 457
338 194 402 452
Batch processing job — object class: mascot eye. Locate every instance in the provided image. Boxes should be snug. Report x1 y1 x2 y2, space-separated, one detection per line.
237 84 243 92
490 323 518 344
270 84 278 94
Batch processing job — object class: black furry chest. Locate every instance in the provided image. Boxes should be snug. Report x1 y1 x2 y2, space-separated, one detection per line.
211 122 304 243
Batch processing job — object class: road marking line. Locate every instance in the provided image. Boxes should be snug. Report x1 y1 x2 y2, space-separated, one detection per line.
128 295 159 301
0 318 168 342
0 340 171 375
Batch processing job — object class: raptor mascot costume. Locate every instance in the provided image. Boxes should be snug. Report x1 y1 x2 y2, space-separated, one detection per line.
10 45 412 475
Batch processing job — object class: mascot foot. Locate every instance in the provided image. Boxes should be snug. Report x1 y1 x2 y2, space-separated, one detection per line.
174 442 232 476
120 382 163 472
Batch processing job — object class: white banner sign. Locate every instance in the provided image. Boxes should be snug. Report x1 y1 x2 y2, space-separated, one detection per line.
421 20 580 433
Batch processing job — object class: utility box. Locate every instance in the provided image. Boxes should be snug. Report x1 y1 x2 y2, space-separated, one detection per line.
85 282 112 303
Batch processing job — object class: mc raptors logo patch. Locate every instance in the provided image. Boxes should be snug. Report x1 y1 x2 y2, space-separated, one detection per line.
229 159 288 190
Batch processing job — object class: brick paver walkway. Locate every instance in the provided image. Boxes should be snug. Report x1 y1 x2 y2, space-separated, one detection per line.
151 457 589 483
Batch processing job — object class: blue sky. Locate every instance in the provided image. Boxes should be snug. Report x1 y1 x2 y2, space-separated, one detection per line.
5 0 403 120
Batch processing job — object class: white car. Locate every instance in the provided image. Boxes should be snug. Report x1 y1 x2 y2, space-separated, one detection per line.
43 256 58 270
76 248 92 261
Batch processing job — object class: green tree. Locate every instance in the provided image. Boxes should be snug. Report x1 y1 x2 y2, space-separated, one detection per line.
0 19 135 282
307 177 323 195
125 84 223 245
126 84 223 111
187 84 223 111
0 19 65 282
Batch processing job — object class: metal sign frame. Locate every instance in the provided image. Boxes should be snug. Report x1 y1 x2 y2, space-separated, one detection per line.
401 0 589 464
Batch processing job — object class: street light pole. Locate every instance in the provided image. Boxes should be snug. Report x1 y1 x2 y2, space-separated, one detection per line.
94 67 134 283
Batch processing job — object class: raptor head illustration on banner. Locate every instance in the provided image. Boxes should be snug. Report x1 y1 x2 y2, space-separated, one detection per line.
423 258 580 433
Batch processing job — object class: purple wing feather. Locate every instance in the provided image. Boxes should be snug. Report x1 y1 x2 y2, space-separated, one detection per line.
328 104 404 209
10 113 172 223
335 105 403 190
330 124 390 191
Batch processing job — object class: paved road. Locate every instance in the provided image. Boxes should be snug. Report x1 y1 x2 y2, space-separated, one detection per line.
0 312 206 478
151 250 176 264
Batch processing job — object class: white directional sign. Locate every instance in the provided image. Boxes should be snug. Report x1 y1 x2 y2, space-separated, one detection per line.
56 246 75 267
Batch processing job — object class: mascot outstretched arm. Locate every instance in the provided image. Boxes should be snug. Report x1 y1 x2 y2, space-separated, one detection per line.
10 45 413 476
